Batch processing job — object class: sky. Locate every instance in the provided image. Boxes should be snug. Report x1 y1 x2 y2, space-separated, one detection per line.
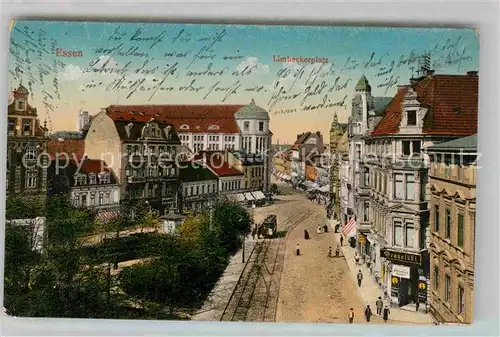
8 20 479 144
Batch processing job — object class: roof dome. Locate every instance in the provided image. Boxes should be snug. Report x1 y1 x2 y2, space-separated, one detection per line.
235 99 269 120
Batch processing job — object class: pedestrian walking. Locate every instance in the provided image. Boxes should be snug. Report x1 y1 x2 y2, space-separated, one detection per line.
304 229 310 240
316 225 322 234
375 297 383 315
323 224 328 233
354 252 360 265
383 306 390 322
348 308 354 324
328 246 332 258
335 245 340 257
364 305 372 322
416 300 420 312
340 235 344 246
296 243 301 256
357 270 363 287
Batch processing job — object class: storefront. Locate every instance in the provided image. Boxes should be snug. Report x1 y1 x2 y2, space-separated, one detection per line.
380 248 428 308
366 234 383 285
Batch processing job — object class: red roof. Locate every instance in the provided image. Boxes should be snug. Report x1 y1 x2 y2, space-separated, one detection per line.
291 132 311 150
106 104 244 134
193 151 243 177
372 73 479 136
78 159 112 174
47 139 85 160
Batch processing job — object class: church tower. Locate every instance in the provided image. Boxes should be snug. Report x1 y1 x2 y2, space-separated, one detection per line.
329 111 344 216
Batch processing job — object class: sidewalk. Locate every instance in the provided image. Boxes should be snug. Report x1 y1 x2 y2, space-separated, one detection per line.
339 236 433 325
191 236 257 321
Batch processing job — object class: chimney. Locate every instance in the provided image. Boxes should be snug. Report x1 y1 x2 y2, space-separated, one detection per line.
316 131 321 137
409 78 419 87
426 69 435 76
467 71 478 76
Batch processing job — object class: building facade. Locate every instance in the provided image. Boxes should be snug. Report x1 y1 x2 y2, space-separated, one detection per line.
427 135 477 324
229 151 265 191
179 164 219 212
105 99 273 192
85 111 182 216
360 70 478 309
6 85 50 208
290 131 326 186
329 112 347 218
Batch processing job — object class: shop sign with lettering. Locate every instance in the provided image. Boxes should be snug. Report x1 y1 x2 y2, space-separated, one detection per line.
381 248 421 265
392 264 410 279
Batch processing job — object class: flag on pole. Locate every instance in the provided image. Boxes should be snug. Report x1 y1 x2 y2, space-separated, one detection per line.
342 216 356 237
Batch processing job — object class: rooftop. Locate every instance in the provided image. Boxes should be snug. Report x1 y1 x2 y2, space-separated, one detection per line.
426 134 477 152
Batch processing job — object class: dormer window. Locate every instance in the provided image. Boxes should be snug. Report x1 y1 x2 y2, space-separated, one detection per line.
89 173 97 184
98 172 111 184
407 110 417 126
180 124 189 130
208 125 220 130
75 174 87 186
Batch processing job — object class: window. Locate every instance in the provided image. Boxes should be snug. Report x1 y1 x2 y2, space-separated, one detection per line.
190 186 194 195
23 119 31 134
434 206 440 232
458 286 465 315
184 187 188 196
407 110 417 126
363 201 369 222
412 141 421 154
259 122 264 132
405 223 414 247
402 141 411 156
25 169 38 188
405 174 415 200
434 266 439 290
89 173 97 184
202 185 205 194
90 193 96 206
356 144 361 160
99 193 104 205
393 221 403 246
99 173 111 184
196 185 200 195
445 209 451 239
445 165 451 178
8 118 15 134
25 143 37 160
75 174 87 186
445 274 451 302
244 121 250 131
105 192 111 204
457 214 464 248
394 173 404 199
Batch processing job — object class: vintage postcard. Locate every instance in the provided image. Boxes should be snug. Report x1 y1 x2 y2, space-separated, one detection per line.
4 20 479 325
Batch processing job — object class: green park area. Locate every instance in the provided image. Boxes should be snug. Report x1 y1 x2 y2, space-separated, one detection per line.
4 194 251 319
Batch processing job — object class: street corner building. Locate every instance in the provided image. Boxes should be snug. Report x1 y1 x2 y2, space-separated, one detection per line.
426 135 477 324
341 64 478 319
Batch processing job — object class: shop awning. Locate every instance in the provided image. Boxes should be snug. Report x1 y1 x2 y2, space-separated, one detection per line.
233 193 246 202
252 191 266 200
244 192 255 201
97 210 120 222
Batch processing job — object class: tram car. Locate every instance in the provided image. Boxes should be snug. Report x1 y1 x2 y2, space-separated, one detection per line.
257 214 277 238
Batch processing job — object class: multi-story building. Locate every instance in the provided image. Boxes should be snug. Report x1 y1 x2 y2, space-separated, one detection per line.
427 134 477 324
84 110 182 216
361 69 478 309
47 158 121 220
105 99 273 192
193 151 245 198
179 164 219 212
230 151 265 191
329 112 348 218
290 131 326 186
337 131 350 223
6 84 50 208
346 75 392 241
47 138 85 160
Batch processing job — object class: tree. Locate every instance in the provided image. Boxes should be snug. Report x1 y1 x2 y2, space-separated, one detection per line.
213 201 252 253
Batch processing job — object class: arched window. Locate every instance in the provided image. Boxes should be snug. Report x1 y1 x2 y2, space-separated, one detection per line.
25 142 37 161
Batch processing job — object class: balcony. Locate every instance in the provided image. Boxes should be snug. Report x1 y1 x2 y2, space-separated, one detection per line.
357 220 371 233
